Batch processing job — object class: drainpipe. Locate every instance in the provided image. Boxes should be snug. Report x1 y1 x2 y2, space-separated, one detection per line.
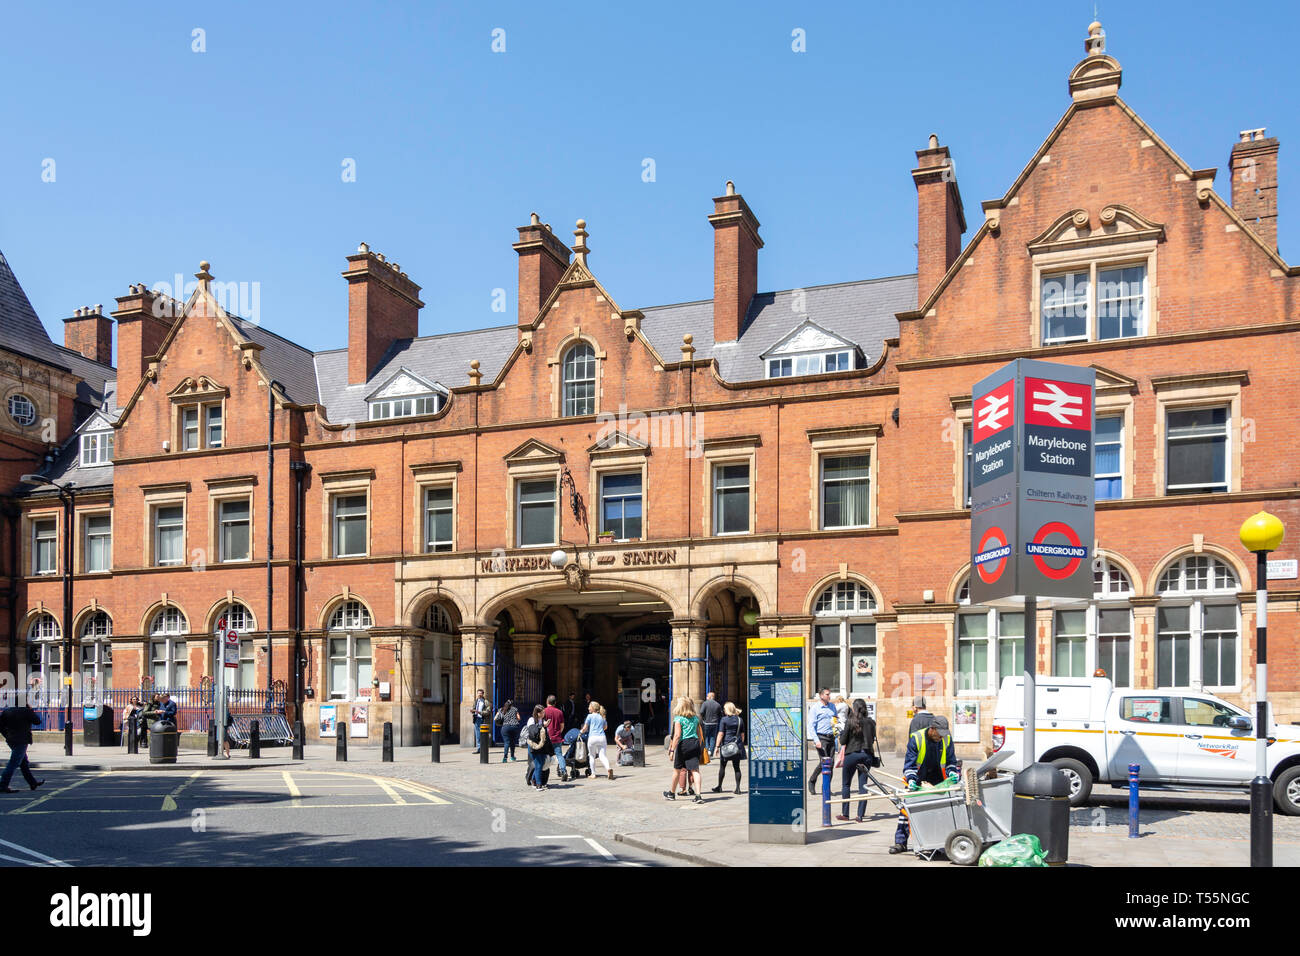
267 380 285 698
4 502 19 703
290 460 310 715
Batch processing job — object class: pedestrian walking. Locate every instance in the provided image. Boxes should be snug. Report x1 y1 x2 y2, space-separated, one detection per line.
807 687 837 793
699 691 722 758
582 701 613 780
495 699 521 762
0 704 44 793
836 699 879 822
543 695 569 781
469 689 490 753
222 709 235 758
892 715 959 854
524 705 554 791
710 702 745 794
663 697 704 803
907 695 934 735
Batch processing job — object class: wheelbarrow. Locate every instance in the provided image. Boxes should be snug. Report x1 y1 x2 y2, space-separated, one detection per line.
882 749 1017 865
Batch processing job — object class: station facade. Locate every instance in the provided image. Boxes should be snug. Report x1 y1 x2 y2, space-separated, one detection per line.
3 23 1298 753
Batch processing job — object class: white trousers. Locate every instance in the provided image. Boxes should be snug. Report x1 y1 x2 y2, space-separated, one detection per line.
588 735 610 773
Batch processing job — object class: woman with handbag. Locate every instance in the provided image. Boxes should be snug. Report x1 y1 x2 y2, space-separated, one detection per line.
525 705 554 791
836 698 877 822
495 699 521 763
581 701 613 780
710 701 745 794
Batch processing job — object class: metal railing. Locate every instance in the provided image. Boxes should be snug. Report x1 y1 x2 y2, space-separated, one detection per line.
22 686 287 735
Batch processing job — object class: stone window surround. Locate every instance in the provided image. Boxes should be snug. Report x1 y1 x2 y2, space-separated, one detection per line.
587 442 650 544
1151 373 1245 496
320 470 374 560
547 332 606 420
205 476 257 565
700 436 760 538
172 396 226 453
26 509 60 578
142 483 189 568
807 425 880 531
1029 239 1159 349
410 461 461 555
77 508 113 575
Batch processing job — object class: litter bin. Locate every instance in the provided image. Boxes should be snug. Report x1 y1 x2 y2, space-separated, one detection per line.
149 719 179 765
1011 762 1071 865
632 722 646 767
82 704 116 747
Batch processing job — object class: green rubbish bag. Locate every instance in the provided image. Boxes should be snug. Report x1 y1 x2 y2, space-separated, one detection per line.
977 833 1048 867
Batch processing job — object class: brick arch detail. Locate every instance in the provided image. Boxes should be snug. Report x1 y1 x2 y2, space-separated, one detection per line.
802 572 885 616
1150 543 1248 594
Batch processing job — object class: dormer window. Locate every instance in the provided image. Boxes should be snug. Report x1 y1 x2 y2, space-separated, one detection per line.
81 430 114 466
365 368 445 421
760 320 859 379
369 395 441 420
767 350 854 378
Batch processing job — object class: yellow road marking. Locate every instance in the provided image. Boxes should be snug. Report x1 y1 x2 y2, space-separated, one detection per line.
282 771 302 808
388 780 451 804
13 771 109 814
161 771 202 811
374 778 408 805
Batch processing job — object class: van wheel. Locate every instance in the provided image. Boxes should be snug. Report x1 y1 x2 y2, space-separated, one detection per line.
1050 757 1093 807
1274 767 1300 817
945 828 983 866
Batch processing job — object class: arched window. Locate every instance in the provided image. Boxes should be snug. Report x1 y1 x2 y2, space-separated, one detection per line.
327 600 372 701
1156 555 1240 690
561 343 596 417
328 601 372 630
425 604 454 634
956 577 1025 694
80 612 113 694
148 606 189 688
213 602 256 691
1051 559 1134 684
26 613 62 700
811 581 877 696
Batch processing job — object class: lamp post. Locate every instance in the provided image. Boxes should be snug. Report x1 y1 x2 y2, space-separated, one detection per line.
21 474 77 756
1239 510 1285 868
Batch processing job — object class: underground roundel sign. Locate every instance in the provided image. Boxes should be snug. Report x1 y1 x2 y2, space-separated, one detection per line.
1025 521 1088 580
974 526 1011 584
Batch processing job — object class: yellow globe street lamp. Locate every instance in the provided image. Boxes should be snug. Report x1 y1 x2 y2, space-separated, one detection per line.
1238 510 1285 868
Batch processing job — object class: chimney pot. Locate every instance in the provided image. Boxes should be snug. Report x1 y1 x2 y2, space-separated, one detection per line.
513 211 572 328
912 135 967 299
1229 129 1279 250
343 246 424 384
709 184 763 343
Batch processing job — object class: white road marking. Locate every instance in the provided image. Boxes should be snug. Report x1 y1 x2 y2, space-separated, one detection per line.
0 837 69 867
584 837 616 859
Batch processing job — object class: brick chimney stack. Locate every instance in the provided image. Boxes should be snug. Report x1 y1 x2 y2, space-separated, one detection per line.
912 134 967 300
1229 128 1279 251
343 244 424 385
513 213 571 329
63 304 113 366
709 181 763 344
113 282 179 380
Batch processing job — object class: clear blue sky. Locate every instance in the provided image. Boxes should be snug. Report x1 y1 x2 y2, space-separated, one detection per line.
2 1 1297 358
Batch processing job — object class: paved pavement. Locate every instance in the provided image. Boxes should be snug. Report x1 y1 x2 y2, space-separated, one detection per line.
15 741 1300 867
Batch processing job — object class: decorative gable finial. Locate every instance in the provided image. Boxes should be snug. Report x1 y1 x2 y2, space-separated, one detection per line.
195 260 213 290
1085 19 1105 55
572 219 589 265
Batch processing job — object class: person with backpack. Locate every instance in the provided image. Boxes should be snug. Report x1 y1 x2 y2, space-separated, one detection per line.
524 705 554 791
710 702 745 793
836 698 880 822
495 699 521 762
0 704 43 793
581 701 613 780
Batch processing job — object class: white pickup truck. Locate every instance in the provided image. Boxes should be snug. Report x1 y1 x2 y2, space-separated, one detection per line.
990 677 1300 815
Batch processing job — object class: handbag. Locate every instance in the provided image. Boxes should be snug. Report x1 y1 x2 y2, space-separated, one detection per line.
720 739 740 759
699 739 710 765
834 746 845 769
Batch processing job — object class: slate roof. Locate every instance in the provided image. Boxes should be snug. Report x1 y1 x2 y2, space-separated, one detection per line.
0 248 71 369
639 274 916 381
313 324 518 423
227 315 319 407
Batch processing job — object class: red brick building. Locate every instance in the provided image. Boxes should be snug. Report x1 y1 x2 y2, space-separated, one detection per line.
4 22 1297 753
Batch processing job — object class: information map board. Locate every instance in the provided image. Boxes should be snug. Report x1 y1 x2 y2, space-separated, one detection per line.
746 636 806 845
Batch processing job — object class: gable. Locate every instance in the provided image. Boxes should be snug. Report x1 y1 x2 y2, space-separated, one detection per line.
366 367 444 401
760 320 855 358
503 437 565 464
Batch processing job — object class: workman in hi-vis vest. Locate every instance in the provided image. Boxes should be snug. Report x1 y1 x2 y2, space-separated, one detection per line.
891 715 960 854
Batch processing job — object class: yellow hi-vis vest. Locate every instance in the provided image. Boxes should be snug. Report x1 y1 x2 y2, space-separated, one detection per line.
912 728 950 769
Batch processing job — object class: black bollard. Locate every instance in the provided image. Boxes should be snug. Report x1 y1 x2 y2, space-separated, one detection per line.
207 719 218 757
336 727 348 762
249 719 261 759
479 723 490 764
430 723 441 763
293 720 304 760
383 721 394 762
